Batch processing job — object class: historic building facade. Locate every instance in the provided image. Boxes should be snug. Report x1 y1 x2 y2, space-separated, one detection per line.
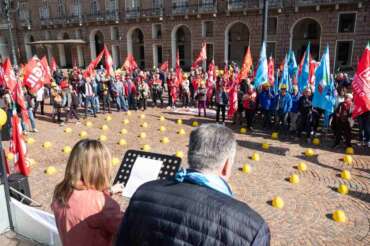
1 0 369 72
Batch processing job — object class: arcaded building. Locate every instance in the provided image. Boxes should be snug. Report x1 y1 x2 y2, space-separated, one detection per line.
0 0 369 72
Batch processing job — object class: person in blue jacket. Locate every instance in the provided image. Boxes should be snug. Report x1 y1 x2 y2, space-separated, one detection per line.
259 83 274 128
275 84 292 130
289 85 301 133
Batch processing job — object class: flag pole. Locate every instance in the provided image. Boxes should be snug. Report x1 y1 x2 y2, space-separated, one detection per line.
262 0 269 45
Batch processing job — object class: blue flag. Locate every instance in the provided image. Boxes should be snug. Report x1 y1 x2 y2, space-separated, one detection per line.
279 54 292 92
254 42 268 88
298 43 311 92
312 45 335 113
288 50 298 79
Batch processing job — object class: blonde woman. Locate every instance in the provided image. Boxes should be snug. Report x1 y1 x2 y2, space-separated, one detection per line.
52 139 124 246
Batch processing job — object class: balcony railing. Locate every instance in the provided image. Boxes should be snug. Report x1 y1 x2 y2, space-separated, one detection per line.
295 0 362 7
172 3 190 15
228 0 246 10
125 7 141 19
198 1 217 13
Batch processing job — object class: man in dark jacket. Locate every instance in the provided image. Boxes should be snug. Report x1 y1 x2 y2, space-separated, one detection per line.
116 124 270 246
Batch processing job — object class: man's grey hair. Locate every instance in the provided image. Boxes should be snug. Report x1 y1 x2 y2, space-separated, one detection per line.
188 124 236 172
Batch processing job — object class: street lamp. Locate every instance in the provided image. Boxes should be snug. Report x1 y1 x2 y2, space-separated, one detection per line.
3 0 18 66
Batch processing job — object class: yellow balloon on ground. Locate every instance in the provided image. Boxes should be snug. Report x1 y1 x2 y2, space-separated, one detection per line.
271 132 279 139
26 137 35 144
123 119 130 125
62 146 72 154
127 111 132 116
120 128 128 134
177 119 183 125
312 138 320 145
262 143 269 150
86 121 93 127
251 153 260 161
178 129 186 135
159 116 165 121
43 141 52 149
141 122 148 128
118 139 127 146
45 166 57 175
79 131 88 138
192 121 199 127
298 162 307 171
142 144 151 151
159 126 166 132
242 164 251 173
105 115 112 122
6 152 14 161
112 157 120 166
304 148 315 157
140 114 146 119
341 170 351 180
64 127 72 133
161 137 170 144
338 184 349 195
175 151 184 158
0 108 7 127
289 174 300 184
343 155 353 165
101 125 109 131
332 210 347 223
272 196 284 209
240 128 247 134
345 147 354 155
139 132 146 139
99 135 108 142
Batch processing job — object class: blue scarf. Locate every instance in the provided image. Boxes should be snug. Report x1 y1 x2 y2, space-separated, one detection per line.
175 169 233 196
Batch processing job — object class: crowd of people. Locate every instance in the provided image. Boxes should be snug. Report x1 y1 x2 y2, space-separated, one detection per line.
1 60 368 149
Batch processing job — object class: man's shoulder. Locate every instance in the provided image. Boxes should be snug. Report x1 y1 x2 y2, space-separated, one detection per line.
134 179 267 226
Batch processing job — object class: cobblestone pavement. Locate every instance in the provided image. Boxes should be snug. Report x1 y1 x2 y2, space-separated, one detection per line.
1 106 369 245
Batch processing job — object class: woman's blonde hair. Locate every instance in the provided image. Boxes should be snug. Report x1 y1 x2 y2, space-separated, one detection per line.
53 139 112 206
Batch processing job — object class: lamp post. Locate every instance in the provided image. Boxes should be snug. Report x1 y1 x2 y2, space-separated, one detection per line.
262 0 269 44
3 0 18 66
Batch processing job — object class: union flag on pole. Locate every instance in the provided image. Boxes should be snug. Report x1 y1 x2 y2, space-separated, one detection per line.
122 54 138 73
2 58 17 92
50 57 58 73
268 56 275 86
192 42 207 69
40 56 52 84
237 47 253 83
83 48 105 78
104 46 114 76
160 61 169 72
23 56 50 94
10 114 30 176
352 43 370 119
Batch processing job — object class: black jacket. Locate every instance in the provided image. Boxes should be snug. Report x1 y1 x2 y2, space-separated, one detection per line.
116 180 270 246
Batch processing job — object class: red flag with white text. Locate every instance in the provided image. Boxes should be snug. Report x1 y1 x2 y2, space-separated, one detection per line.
83 49 105 78
23 56 49 94
192 42 207 69
352 43 370 119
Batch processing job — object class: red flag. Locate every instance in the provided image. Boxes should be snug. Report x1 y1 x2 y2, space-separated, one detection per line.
206 59 216 102
50 57 57 73
122 54 138 73
237 47 253 82
40 56 52 84
352 43 370 119
23 56 50 94
12 81 29 124
160 61 169 72
192 42 207 69
172 51 182 104
309 59 318 85
268 56 275 86
10 114 30 176
2 58 17 92
83 49 105 78
104 45 114 76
